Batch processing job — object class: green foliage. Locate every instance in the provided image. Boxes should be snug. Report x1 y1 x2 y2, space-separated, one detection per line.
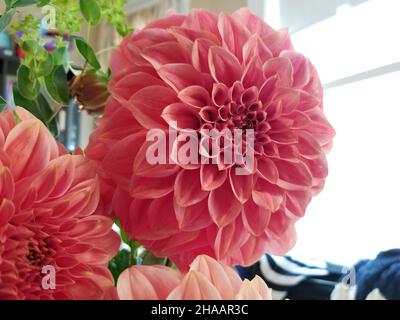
0 9 15 33
98 0 133 36
79 0 101 26
108 249 131 285
74 36 101 70
44 65 70 104
0 96 7 112
13 86 59 136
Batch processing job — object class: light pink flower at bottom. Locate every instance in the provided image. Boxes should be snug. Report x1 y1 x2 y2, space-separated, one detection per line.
117 255 272 300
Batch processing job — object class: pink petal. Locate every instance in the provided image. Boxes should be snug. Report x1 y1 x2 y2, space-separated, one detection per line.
162 103 201 130
133 140 179 178
208 178 242 227
103 132 146 191
263 57 293 87
128 86 178 129
174 198 212 231
192 38 215 73
285 190 312 217
110 72 165 102
117 265 182 300
178 86 211 108
200 164 227 191
252 179 284 212
142 41 188 69
167 271 222 300
189 255 242 299
235 276 272 300
274 159 313 190
229 168 253 203
158 63 210 92
257 158 279 184
296 130 323 159
130 174 176 199
174 169 208 207
123 194 179 241
243 34 273 65
183 9 220 39
281 51 311 89
4 119 57 181
214 217 250 261
265 210 297 255
145 14 185 29
242 56 264 88
242 197 271 236
208 46 242 87
232 8 276 37
263 28 293 56
217 12 251 62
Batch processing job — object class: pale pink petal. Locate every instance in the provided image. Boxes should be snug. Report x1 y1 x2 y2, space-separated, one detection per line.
235 276 272 300
217 12 251 62
167 271 222 300
189 255 242 299
117 265 182 300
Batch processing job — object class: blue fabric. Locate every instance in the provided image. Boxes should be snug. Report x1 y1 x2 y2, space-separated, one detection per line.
354 249 400 300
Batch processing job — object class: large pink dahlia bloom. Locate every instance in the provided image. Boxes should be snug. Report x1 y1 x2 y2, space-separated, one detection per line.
0 108 120 299
87 8 335 268
118 255 271 300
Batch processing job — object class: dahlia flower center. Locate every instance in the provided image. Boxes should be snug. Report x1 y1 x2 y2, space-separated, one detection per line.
199 83 268 155
26 239 53 268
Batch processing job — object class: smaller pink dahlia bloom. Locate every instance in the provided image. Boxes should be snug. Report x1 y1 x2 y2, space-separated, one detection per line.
117 255 271 300
0 108 120 300
87 8 335 269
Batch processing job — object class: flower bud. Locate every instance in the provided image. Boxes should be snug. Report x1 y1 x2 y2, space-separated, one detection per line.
69 70 109 115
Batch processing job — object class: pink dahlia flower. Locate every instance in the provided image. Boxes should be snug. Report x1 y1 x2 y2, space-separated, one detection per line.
87 8 335 268
0 108 120 299
117 255 271 300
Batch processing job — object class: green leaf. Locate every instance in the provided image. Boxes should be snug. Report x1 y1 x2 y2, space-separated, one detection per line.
37 0 50 6
5 0 18 9
17 65 40 100
37 54 54 77
44 65 70 104
108 250 132 285
0 96 7 112
79 0 101 26
21 39 39 54
0 9 16 33
142 251 167 266
51 47 69 72
11 0 38 8
13 85 59 136
115 219 133 246
74 37 101 70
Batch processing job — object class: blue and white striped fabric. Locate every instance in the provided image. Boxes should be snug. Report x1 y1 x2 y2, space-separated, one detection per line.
237 255 344 300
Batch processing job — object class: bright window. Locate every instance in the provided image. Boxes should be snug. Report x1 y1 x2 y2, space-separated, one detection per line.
271 0 400 264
